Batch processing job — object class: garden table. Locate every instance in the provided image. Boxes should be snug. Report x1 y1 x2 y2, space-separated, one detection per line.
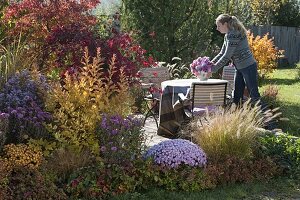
157 78 228 138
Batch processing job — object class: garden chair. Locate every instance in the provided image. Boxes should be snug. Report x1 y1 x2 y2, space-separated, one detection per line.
179 82 227 126
222 65 235 105
139 67 170 127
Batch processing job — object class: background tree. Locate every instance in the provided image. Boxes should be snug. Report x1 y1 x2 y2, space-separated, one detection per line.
0 0 9 41
210 0 253 26
120 0 215 63
208 0 254 58
272 0 300 27
250 0 282 25
212 0 299 27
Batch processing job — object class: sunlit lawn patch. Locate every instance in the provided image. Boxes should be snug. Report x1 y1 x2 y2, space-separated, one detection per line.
260 65 300 135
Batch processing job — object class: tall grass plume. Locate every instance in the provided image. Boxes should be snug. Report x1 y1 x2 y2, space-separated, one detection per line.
193 100 270 161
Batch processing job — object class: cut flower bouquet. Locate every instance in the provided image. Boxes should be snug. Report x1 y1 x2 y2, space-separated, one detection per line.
190 56 213 81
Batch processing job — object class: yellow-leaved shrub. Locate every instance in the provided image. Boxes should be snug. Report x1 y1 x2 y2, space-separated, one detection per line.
1 144 43 170
45 48 134 155
100 55 134 116
248 32 283 78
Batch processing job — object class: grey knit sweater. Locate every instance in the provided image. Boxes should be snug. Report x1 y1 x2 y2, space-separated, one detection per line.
211 30 256 73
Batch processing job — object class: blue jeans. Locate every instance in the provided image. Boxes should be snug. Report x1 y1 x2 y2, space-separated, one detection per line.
233 63 261 105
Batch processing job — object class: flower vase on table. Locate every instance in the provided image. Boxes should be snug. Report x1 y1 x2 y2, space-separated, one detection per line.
190 56 213 81
197 71 209 81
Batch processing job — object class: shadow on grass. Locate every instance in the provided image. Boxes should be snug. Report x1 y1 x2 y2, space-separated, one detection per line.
112 177 300 200
276 102 300 136
260 78 300 86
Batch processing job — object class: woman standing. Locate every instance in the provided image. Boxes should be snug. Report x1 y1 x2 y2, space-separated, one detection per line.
211 14 260 105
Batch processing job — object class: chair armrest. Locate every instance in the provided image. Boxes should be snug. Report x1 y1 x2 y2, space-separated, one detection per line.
178 93 188 101
178 93 191 107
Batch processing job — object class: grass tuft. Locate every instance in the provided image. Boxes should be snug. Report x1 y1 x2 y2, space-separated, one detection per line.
193 100 266 160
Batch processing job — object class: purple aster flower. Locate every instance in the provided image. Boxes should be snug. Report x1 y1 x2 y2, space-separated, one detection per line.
111 129 118 135
111 146 118 151
101 116 108 129
0 112 9 119
17 113 24 119
122 120 130 129
100 146 107 152
110 115 122 124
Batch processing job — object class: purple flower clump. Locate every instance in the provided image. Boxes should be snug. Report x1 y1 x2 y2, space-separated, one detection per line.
99 114 143 133
97 114 145 163
0 70 52 141
0 70 51 125
144 139 207 169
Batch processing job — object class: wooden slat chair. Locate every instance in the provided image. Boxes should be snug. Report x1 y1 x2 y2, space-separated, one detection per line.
178 82 227 127
190 82 227 118
139 67 170 127
222 65 236 104
222 65 235 98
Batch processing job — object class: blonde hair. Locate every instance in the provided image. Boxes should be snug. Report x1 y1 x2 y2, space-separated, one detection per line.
216 14 247 37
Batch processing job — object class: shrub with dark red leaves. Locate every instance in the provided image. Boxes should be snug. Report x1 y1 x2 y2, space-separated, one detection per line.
45 23 99 69
99 33 156 84
2 0 100 69
3 0 156 85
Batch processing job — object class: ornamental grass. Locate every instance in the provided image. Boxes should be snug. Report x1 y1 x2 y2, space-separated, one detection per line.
193 100 267 161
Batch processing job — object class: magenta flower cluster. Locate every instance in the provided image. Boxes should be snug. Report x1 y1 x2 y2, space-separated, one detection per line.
144 139 207 168
190 56 213 77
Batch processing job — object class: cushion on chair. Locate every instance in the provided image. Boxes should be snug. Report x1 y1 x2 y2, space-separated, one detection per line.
192 105 217 116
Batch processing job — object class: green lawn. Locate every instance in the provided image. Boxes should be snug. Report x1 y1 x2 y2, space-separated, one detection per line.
113 177 300 200
260 65 300 135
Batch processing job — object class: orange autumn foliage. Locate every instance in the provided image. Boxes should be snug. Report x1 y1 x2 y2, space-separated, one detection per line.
247 32 284 78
